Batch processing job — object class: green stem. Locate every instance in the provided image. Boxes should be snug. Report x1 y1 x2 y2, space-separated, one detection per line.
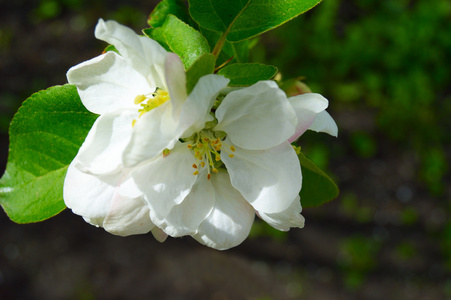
211 0 252 58
212 31 228 58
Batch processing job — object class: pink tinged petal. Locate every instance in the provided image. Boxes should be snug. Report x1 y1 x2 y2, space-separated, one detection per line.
122 102 178 167
95 19 168 89
193 172 255 250
309 111 338 137
180 75 230 138
151 226 168 242
67 51 151 115
222 139 302 214
121 143 197 226
257 196 305 231
288 93 330 142
214 80 297 150
64 161 120 226
74 110 135 175
103 196 155 236
160 168 215 237
164 53 188 118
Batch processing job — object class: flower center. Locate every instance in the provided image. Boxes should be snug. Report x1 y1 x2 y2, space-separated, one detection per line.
132 88 170 127
185 130 235 180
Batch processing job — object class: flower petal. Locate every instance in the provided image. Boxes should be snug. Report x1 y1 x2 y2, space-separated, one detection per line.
74 110 135 175
120 143 197 226
67 51 151 114
287 93 330 142
165 53 188 118
214 80 297 150
289 93 329 113
222 139 302 213
257 196 305 231
160 168 215 237
193 172 255 250
309 110 338 137
95 19 168 89
122 101 178 167
180 74 230 138
103 196 155 236
151 226 168 242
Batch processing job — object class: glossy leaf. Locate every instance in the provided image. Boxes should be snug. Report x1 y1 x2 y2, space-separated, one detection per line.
217 63 277 86
298 151 339 207
0 85 98 223
148 0 193 28
189 0 322 42
144 15 210 69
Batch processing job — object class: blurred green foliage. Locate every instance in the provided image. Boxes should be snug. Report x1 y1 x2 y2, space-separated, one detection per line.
262 0 451 195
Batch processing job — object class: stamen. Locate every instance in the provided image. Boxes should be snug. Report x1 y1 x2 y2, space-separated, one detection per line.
193 170 199 175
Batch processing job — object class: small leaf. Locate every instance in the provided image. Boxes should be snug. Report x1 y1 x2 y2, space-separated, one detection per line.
144 15 210 69
298 151 339 207
148 0 193 28
217 63 277 86
186 53 216 94
189 0 322 42
0 85 98 223
104 44 119 54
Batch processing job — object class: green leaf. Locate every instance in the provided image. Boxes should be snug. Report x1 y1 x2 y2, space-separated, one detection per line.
186 53 216 94
298 151 339 207
0 85 98 223
189 0 322 42
217 63 277 86
148 0 193 28
144 15 210 69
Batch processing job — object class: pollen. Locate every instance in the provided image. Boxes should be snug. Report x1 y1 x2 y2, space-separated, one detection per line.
193 170 199 175
132 88 170 126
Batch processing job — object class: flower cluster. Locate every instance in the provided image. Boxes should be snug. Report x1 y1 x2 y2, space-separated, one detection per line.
64 19 337 250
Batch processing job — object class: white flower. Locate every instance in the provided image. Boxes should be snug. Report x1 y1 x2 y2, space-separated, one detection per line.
120 80 337 250
64 19 228 237
64 19 338 250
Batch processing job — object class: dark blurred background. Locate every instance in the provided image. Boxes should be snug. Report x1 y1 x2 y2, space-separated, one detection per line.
1 0 450 299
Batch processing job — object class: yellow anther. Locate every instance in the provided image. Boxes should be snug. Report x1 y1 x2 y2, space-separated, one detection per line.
215 155 221 161
193 170 199 175
229 154 234 158
134 94 147 104
192 164 198 169
212 168 219 173
200 161 205 168
230 145 236 152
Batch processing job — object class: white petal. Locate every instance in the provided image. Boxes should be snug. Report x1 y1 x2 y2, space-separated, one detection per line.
257 196 305 231
289 93 329 113
193 172 255 250
122 102 178 167
309 110 338 137
95 19 168 89
180 74 230 138
287 109 316 143
121 143 197 225
215 81 297 150
151 226 168 242
74 110 135 175
64 161 121 225
67 51 151 114
222 139 302 213
287 93 330 142
103 196 155 236
161 168 214 237
165 53 188 118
